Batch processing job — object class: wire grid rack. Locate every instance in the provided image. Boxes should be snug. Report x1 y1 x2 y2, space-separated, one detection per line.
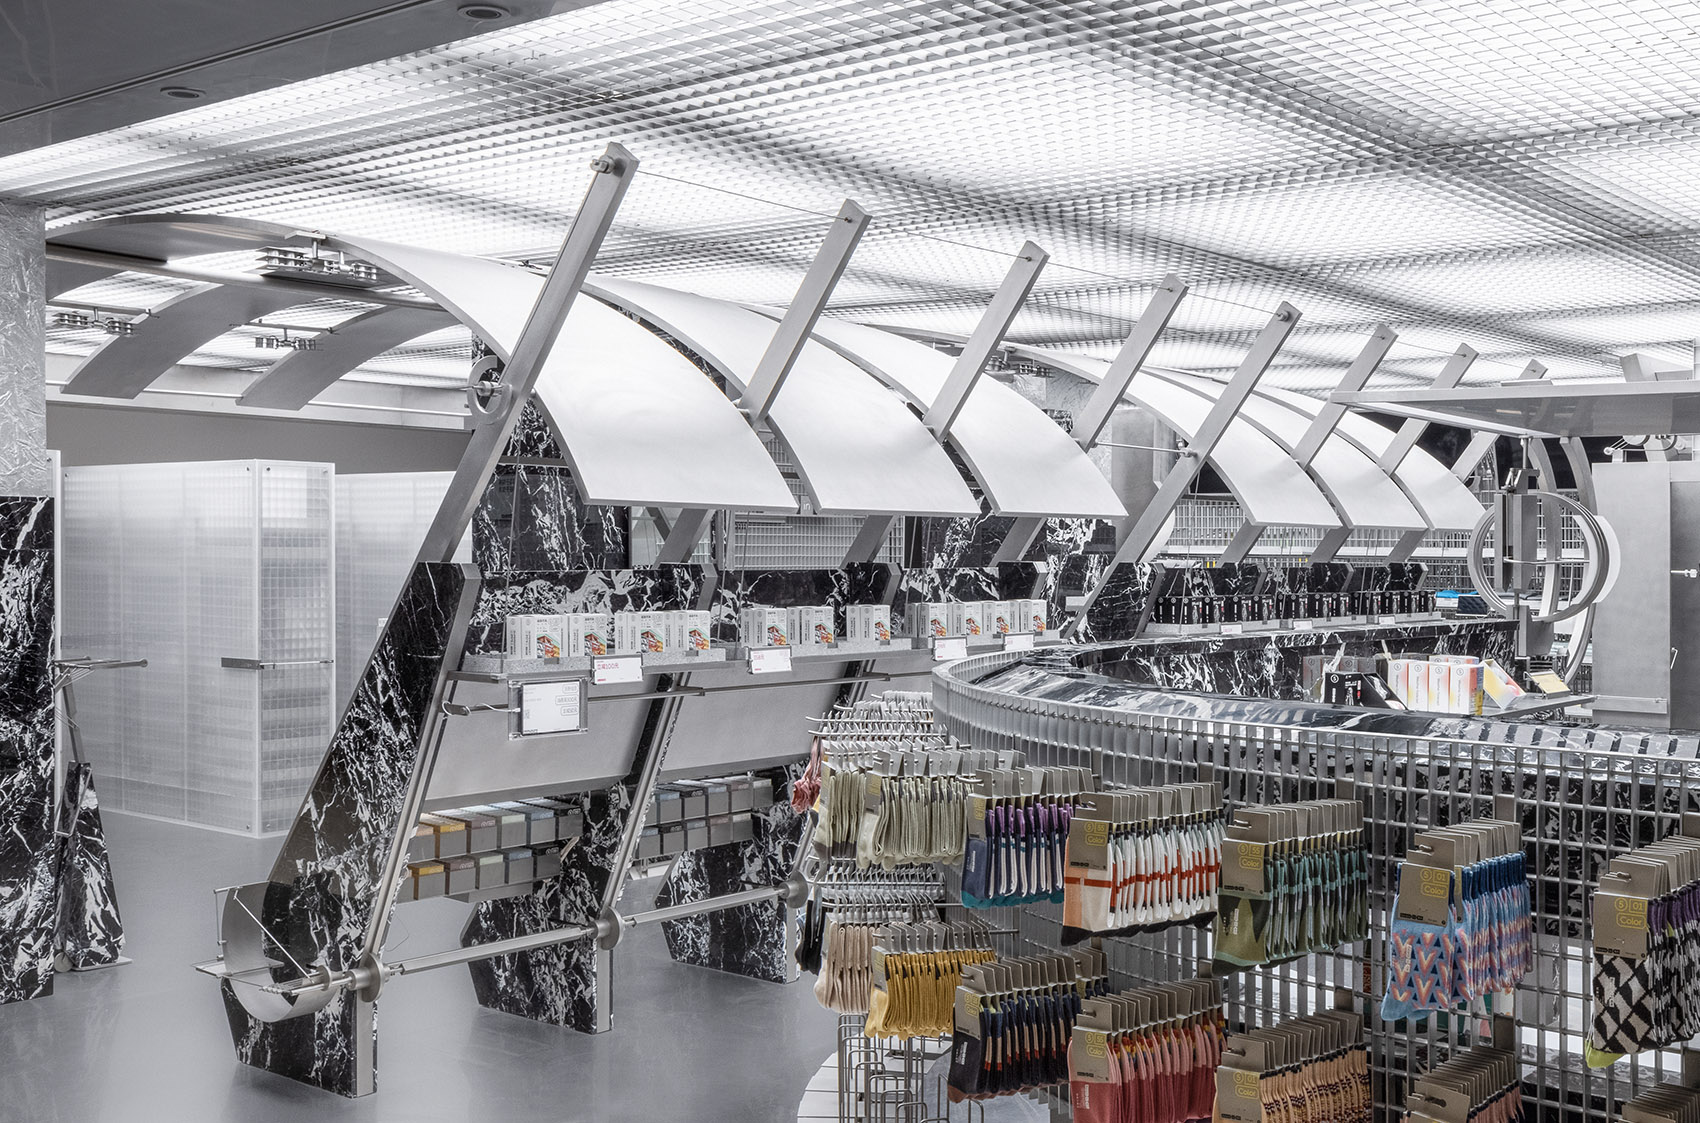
933 652 1700 1123
724 434 903 567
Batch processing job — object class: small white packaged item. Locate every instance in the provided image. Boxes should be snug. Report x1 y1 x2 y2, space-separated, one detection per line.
1409 661 1429 711
1427 661 1449 713
507 614 566 660
846 604 892 643
636 611 667 655
566 613 612 658
1386 658 1409 707
909 602 950 639
1020 598 1046 635
740 607 789 648
681 610 712 653
949 601 988 640
986 601 1013 635
1450 661 1482 715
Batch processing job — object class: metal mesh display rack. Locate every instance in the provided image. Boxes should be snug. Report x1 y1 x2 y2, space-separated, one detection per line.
932 650 1699 1123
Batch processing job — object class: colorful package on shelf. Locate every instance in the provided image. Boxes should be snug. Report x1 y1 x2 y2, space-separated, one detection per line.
1213 798 1369 968
1382 818 1531 1023
947 946 1109 1100
1587 827 1700 1067
1059 783 1223 942
959 766 1095 909
1213 1011 1371 1123
863 920 998 1039
1067 976 1225 1123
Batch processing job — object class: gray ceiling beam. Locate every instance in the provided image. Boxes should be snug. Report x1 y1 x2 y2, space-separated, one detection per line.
923 240 1049 440
236 305 453 410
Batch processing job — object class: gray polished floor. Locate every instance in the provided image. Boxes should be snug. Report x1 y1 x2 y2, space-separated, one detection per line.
0 810 837 1122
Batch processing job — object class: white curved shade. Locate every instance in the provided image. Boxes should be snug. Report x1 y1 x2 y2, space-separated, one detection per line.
1152 370 1425 531
1016 347 1340 528
586 277 979 518
780 314 1124 520
337 237 796 512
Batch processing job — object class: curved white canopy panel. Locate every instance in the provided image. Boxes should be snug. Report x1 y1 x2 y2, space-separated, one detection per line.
585 277 979 518
1151 370 1426 531
1015 347 1339 529
1255 385 1484 531
772 314 1124 520
46 216 796 512
334 237 796 513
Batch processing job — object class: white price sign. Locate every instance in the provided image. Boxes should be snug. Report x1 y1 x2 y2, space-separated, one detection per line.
749 646 793 675
1220 623 1243 635
1377 615 1398 626
1003 632 1036 652
933 637 969 662
1293 619 1316 631
517 679 585 736
592 655 643 685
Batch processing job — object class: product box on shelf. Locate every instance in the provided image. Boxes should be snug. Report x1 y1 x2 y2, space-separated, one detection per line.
949 601 989 640
908 602 951 639
1019 598 1045 634
615 610 668 655
739 606 789 648
845 604 893 643
786 605 835 647
410 861 445 900
565 612 612 657
475 853 505 889
682 610 712 653
506 613 567 659
502 849 534 885
985 600 1013 635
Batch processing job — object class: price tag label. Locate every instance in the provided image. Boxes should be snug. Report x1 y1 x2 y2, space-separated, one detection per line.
749 646 793 675
592 655 643 685
934 637 969 662
517 679 585 736
1378 615 1397 626
1293 619 1316 631
1220 623 1243 635
1003 632 1036 652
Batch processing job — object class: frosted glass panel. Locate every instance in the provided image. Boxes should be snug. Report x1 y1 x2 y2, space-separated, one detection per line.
333 472 465 709
63 460 335 836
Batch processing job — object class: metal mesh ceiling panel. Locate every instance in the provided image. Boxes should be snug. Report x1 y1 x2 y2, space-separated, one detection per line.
12 0 1700 393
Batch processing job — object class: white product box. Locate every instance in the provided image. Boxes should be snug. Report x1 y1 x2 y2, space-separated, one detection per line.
909 602 950 639
566 613 612 658
949 601 988 640
681 610 712 653
1020 598 1046 635
1386 659 1409 707
792 605 833 646
1450 662 1482 715
740 607 789 648
660 611 685 655
1427 662 1449 713
507 614 567 660
636 611 666 655
846 604 892 643
1482 658 1525 708
986 601 1013 636
1409 661 1428 711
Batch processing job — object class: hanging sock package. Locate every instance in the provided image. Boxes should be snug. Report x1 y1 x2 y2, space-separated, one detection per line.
1212 798 1369 969
1587 826 1700 1068
1400 1042 1524 1123
960 765 1095 909
1060 782 1223 943
1067 976 1225 1123
1381 818 1531 1024
947 946 1110 1101
1212 1010 1372 1123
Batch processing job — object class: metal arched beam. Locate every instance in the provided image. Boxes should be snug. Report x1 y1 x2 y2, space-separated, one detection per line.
237 306 454 410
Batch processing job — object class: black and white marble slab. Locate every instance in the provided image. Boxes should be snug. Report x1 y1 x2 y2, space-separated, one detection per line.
0 495 57 1005
223 561 469 1095
654 764 806 982
465 566 708 656
893 565 1045 623
708 567 896 644
53 762 124 970
1074 562 1157 644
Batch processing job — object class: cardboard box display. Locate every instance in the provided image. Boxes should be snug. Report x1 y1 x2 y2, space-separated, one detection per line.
949 601 989 640
846 604 893 642
909 602 951 639
739 606 789 648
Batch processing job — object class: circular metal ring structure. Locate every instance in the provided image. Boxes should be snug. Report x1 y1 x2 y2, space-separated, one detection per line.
1466 489 1612 625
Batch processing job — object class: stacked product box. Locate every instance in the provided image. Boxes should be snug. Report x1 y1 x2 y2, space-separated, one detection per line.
1386 654 1486 715
738 606 790 648
504 612 613 658
610 610 713 656
639 774 776 862
785 606 836 646
844 604 893 642
403 797 582 900
906 599 1043 639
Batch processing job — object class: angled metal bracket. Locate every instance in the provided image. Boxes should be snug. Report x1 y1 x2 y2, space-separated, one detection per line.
656 507 713 564
843 514 897 566
1220 522 1270 565
741 200 871 427
1086 303 1301 598
922 241 1049 441
991 516 1046 564
1376 344 1477 476
1073 274 1189 451
1451 361 1546 480
1308 525 1356 564
415 143 638 566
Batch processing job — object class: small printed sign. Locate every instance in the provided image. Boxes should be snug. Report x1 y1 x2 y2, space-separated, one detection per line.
1220 623 1243 635
1294 619 1316 631
1003 632 1036 652
749 646 793 675
934 637 969 662
1377 615 1397 626
518 679 584 736
592 655 643 685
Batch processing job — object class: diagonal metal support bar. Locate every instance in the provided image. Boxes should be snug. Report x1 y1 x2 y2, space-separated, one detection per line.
991 515 1045 564
415 143 638 566
656 507 713 564
1073 274 1189 451
1090 303 1301 587
1219 521 1270 565
1237 325 1397 561
1308 525 1357 564
843 514 897 566
1450 361 1544 479
922 240 1049 441
1376 344 1477 476
741 199 871 427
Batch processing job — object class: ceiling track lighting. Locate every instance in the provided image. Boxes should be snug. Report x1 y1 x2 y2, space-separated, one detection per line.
256 245 383 289
50 309 137 336
251 323 320 352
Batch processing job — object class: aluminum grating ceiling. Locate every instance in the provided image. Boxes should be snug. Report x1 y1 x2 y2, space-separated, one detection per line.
11 0 1700 393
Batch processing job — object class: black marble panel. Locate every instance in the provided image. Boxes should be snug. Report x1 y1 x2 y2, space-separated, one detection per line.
465 566 708 656
223 561 468 1095
893 564 1044 622
906 513 1010 569
655 764 806 982
1075 563 1157 644
53 762 124 970
709 566 896 643
0 496 56 1005
472 465 627 576
462 786 626 1030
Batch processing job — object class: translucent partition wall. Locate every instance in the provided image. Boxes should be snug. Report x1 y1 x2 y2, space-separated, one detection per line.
63 461 335 836
333 472 464 709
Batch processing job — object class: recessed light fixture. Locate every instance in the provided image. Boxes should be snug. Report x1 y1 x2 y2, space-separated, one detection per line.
160 86 205 100
457 4 510 21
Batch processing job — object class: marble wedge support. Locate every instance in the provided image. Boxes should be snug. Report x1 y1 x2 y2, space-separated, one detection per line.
220 561 477 1096
0 496 58 1004
53 762 125 970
